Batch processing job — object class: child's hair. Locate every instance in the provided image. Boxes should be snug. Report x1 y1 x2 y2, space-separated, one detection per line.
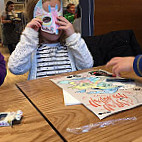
25 0 39 22
66 3 75 10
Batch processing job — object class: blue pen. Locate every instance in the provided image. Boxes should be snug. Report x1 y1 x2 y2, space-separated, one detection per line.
106 78 135 82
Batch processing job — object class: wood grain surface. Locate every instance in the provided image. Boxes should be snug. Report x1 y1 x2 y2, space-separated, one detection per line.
17 67 142 142
94 0 142 47
0 85 62 142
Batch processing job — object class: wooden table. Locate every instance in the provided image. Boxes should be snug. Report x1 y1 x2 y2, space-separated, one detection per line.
17 67 142 142
0 85 62 142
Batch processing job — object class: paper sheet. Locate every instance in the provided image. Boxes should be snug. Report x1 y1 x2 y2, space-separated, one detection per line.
50 70 141 119
63 89 81 105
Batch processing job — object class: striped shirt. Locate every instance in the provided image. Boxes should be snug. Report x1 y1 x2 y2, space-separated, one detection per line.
36 43 72 78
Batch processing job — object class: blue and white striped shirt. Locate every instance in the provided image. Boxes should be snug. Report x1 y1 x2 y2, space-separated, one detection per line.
36 43 72 78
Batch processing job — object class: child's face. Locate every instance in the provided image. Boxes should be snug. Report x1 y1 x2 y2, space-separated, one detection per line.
68 5 75 14
40 0 62 43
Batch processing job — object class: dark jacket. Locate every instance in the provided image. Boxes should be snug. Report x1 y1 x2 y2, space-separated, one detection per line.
83 30 142 67
0 52 7 86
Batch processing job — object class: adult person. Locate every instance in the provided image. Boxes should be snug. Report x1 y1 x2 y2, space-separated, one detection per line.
0 52 7 86
64 3 76 23
1 1 20 54
106 55 142 77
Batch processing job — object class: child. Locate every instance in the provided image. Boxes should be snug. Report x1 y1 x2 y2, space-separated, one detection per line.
106 56 142 77
64 3 76 23
8 0 93 80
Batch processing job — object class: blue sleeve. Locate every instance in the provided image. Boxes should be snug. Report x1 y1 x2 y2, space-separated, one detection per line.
0 52 7 86
133 55 142 77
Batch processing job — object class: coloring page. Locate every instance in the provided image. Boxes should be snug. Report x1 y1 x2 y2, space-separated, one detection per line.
50 71 141 119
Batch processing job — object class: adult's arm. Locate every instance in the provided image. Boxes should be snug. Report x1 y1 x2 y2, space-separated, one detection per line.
1 12 12 24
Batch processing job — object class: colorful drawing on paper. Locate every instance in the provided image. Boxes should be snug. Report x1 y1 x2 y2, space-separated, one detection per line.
50 71 142 119
58 76 119 94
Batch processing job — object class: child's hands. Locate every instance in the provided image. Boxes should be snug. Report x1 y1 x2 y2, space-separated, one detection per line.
26 18 42 32
56 16 75 37
106 57 135 76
